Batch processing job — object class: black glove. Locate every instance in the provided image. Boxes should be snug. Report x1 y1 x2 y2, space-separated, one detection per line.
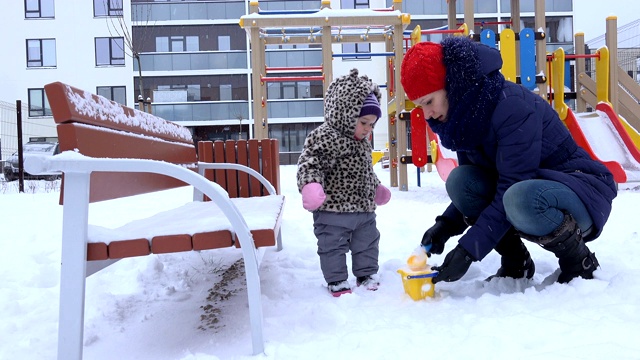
431 244 475 284
421 216 457 256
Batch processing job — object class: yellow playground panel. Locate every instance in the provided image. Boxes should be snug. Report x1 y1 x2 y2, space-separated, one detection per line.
372 150 386 166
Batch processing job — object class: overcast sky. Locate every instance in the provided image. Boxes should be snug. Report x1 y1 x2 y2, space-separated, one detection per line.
572 0 640 41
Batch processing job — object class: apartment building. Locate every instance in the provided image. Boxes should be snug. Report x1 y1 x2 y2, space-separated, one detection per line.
1 0 577 165
130 0 392 165
0 0 134 160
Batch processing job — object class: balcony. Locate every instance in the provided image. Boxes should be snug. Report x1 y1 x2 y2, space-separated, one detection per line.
131 0 324 22
265 48 322 68
134 48 323 72
152 99 323 123
135 51 247 72
132 1 244 21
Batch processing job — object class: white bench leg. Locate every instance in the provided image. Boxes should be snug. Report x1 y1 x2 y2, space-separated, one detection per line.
57 172 91 360
236 230 265 355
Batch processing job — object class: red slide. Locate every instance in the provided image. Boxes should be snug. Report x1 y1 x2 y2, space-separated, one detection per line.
596 102 640 164
563 107 627 183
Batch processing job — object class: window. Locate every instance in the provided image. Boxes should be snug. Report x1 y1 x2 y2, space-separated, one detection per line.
155 36 199 52
218 36 231 51
26 39 56 67
28 88 52 117
340 0 371 59
220 84 232 101
25 0 55 19
341 0 370 9
95 37 125 66
267 80 314 99
94 0 123 17
97 86 126 105
341 43 372 60
156 84 201 101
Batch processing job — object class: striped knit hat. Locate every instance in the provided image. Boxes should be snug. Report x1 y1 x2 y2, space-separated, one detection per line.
359 92 382 119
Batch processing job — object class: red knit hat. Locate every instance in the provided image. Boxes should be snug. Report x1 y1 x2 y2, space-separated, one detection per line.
400 41 446 101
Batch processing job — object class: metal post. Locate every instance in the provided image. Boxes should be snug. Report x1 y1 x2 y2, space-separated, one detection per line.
606 16 618 113
535 0 546 97
16 100 24 192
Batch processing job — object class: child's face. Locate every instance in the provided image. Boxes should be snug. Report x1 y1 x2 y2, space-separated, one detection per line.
354 114 378 140
412 89 449 122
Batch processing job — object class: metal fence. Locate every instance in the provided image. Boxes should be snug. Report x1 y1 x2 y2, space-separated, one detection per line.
0 100 57 162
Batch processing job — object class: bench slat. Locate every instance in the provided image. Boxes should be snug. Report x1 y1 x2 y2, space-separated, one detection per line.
192 231 235 251
237 140 250 198
248 140 261 196
57 123 196 203
108 238 151 259
261 138 281 195
224 140 239 196
45 81 193 144
151 234 193 254
213 141 228 191
87 243 108 261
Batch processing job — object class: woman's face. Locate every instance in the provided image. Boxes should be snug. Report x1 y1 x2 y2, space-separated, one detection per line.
412 89 449 122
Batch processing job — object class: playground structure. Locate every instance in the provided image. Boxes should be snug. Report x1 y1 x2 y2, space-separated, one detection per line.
239 0 412 189
406 3 640 186
397 0 548 186
240 0 640 190
546 16 640 184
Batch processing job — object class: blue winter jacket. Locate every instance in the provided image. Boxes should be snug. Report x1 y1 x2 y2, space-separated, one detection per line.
434 37 617 261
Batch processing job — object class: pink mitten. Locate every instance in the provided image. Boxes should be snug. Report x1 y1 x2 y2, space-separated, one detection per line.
301 183 326 210
374 185 391 205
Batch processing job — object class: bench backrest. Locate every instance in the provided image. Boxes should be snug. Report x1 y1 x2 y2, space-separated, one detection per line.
198 139 281 197
45 81 282 203
45 81 197 203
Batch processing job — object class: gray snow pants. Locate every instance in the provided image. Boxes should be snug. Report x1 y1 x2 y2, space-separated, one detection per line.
312 211 380 283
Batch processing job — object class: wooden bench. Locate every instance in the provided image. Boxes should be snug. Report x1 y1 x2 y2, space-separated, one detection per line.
27 81 285 359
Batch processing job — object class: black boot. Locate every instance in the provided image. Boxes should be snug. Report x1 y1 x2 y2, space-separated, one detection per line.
520 213 599 284
486 227 535 281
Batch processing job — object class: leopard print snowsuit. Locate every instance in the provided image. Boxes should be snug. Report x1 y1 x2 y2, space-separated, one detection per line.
296 68 383 213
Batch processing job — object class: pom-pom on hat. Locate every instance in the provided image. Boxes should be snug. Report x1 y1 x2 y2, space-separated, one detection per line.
400 41 446 101
359 92 382 120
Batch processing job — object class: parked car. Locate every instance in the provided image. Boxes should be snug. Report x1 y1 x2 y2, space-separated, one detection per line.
2 139 61 181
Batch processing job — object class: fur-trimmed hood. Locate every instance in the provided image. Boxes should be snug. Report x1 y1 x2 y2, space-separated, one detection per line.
324 68 382 139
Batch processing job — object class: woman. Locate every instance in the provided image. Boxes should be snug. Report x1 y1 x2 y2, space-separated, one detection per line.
400 37 617 284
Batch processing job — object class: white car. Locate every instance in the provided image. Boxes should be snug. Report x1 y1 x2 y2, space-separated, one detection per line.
3 140 61 181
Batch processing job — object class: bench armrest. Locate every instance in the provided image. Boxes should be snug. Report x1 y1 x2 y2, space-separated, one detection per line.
194 162 277 201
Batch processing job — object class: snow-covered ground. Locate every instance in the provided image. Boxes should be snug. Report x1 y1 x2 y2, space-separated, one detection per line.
1 164 640 359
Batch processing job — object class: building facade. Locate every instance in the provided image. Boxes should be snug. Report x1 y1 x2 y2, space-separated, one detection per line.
1 0 578 165
1 0 133 160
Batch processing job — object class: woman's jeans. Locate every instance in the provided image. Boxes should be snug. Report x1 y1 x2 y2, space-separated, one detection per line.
446 165 594 237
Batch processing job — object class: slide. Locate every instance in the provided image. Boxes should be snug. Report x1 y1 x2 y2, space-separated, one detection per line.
564 102 640 183
425 123 458 182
